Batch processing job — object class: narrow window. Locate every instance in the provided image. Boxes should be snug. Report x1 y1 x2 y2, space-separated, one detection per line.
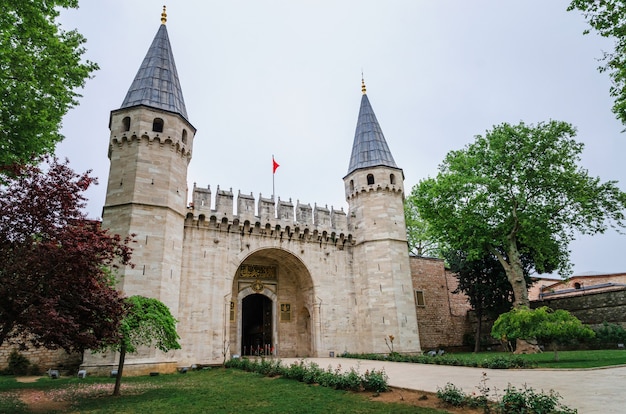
349 179 354 192
152 118 164 133
122 116 131 132
367 174 375 185
182 129 188 144
390 173 396 185
415 290 425 307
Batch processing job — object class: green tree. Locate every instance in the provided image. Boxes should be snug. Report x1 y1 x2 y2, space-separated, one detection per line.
568 1 626 127
106 295 181 396
404 190 440 257
412 120 626 312
492 306 595 360
445 250 534 353
0 0 98 168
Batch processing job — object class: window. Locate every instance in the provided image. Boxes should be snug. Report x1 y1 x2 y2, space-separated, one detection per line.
367 174 375 185
415 290 425 307
152 118 164 132
122 116 131 132
182 129 188 144
349 179 354 192
390 173 396 185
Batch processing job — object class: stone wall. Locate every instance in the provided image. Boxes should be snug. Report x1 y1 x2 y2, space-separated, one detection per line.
410 256 472 350
0 344 81 375
531 286 626 327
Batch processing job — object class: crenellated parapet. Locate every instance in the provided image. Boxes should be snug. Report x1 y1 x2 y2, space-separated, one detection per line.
109 133 192 160
187 183 353 247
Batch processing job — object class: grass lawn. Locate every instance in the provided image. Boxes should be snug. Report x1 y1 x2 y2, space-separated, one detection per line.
449 349 626 369
0 368 450 414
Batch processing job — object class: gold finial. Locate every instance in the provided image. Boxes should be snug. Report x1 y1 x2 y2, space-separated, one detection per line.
361 76 367 95
161 5 167 24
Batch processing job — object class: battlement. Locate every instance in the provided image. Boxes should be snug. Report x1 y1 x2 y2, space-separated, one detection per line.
109 133 192 160
187 183 352 246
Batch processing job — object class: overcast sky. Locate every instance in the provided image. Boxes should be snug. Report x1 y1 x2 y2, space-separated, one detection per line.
55 1 626 276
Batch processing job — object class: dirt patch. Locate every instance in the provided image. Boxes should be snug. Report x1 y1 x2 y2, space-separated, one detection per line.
17 389 71 413
363 387 483 414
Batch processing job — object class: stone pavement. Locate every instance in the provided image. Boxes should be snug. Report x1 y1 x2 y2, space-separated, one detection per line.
279 357 626 413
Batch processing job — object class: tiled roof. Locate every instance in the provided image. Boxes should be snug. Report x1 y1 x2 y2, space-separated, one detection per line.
120 24 188 120
347 93 398 175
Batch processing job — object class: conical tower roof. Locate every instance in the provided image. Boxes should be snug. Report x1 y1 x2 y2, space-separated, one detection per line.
120 15 188 120
346 82 398 175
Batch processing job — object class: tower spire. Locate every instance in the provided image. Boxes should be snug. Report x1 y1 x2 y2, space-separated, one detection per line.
346 82 398 175
119 9 189 120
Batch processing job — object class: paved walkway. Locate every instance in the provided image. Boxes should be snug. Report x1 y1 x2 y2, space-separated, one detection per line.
279 357 626 413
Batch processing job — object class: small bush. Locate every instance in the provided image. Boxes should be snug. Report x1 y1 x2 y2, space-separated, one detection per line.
436 383 467 407
593 322 626 345
495 385 578 414
362 369 389 393
7 350 30 376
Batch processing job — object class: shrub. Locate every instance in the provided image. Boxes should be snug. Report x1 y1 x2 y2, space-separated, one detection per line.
495 385 578 414
593 322 626 345
7 350 30 376
226 358 389 393
362 368 389 393
436 383 467 407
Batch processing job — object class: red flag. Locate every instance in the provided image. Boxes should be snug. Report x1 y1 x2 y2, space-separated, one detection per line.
272 157 280 174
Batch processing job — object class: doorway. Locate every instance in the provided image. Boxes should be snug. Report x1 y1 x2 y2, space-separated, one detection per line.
241 294 273 356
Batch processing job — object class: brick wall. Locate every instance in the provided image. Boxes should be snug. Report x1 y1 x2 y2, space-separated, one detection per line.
410 256 472 350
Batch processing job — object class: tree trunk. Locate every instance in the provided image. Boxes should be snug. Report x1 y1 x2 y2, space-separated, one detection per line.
112 344 126 396
553 342 559 361
494 239 541 354
474 312 482 353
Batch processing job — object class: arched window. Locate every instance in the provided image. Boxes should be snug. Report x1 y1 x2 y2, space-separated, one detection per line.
182 129 188 144
152 118 164 133
367 174 375 185
122 116 131 132
574 282 582 289
349 179 354 192
390 173 396 185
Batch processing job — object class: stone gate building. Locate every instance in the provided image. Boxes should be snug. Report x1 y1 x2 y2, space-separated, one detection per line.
82 10 423 374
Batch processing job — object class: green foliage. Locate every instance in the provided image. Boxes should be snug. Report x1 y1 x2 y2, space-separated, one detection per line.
593 322 626 345
341 352 536 369
495 385 578 414
118 296 181 354
6 351 30 376
413 120 626 308
436 383 467 407
0 0 99 167
403 194 440 257
492 307 595 359
568 1 626 127
438 376 577 413
226 357 389 392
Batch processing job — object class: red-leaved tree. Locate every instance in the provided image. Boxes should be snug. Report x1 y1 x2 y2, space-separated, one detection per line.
0 157 133 352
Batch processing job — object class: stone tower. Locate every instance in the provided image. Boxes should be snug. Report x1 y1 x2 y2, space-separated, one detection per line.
102 9 194 324
344 80 420 353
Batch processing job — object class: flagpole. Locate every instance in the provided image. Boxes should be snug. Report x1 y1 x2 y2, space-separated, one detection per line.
272 154 275 201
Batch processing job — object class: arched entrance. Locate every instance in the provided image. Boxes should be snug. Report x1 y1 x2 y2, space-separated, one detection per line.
241 294 272 355
231 248 316 358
